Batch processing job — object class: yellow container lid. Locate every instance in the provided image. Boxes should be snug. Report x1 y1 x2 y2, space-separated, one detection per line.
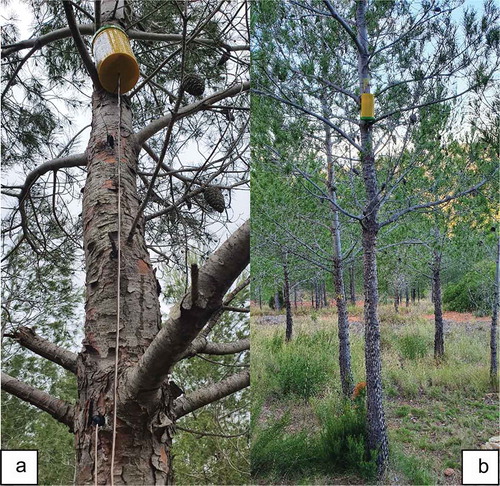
92 25 139 94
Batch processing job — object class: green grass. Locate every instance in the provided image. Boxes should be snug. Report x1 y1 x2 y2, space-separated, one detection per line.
251 302 497 484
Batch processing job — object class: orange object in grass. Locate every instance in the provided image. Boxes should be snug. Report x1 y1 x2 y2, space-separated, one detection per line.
351 381 367 400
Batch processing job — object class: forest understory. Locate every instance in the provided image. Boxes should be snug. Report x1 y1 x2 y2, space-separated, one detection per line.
251 300 499 485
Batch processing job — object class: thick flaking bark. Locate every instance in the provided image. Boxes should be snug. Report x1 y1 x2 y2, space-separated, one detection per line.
173 370 250 419
8 326 77 373
1 372 75 430
124 220 250 402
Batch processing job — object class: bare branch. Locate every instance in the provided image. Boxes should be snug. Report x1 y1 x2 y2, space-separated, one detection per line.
176 424 248 439
6 327 77 374
173 370 249 419
123 221 250 402
198 276 251 340
135 82 250 145
1 372 75 431
181 337 249 359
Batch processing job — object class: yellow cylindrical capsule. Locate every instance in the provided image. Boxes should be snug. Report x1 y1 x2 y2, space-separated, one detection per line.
360 93 375 121
92 25 139 94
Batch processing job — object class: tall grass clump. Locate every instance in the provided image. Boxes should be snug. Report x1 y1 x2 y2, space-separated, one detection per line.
273 348 329 398
251 416 318 479
399 333 429 360
266 332 333 399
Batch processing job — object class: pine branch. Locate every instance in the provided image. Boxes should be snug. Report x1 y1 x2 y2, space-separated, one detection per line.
198 277 251 340
323 1 366 54
1 372 75 431
380 177 491 228
123 221 250 402
181 337 250 360
62 1 100 88
6 327 77 374
1 26 249 59
173 370 249 419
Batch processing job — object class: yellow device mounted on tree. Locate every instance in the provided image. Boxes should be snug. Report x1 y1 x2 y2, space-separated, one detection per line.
92 25 139 94
360 93 375 121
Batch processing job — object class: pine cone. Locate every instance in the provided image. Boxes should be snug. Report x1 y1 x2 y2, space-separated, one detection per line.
182 73 205 96
204 186 225 213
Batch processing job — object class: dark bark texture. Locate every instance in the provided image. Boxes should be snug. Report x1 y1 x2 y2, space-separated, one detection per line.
490 237 499 384
432 251 444 359
356 0 389 474
283 258 293 341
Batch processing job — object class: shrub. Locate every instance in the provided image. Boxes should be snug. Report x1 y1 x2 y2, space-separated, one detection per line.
399 333 428 360
443 260 494 314
316 399 377 480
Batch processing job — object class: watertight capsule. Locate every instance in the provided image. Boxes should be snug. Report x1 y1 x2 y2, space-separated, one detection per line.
360 93 375 121
92 25 139 94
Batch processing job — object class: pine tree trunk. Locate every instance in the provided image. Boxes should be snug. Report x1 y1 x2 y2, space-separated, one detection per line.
411 288 416 304
432 251 444 359
394 287 399 313
490 236 499 385
323 281 328 307
274 291 281 311
323 106 353 396
405 287 409 307
356 0 389 469
294 285 297 310
283 258 293 342
258 285 262 309
78 84 174 484
349 264 356 305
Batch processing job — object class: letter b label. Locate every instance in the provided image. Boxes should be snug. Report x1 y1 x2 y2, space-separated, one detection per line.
462 450 499 485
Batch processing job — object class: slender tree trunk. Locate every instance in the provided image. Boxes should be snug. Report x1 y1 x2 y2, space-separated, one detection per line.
274 291 281 311
411 288 416 304
490 236 499 386
78 85 173 483
394 287 399 313
356 1 389 474
283 257 293 341
405 287 409 307
294 285 297 310
258 285 262 309
324 104 353 396
323 281 328 307
311 288 314 307
349 264 356 305
432 251 444 359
